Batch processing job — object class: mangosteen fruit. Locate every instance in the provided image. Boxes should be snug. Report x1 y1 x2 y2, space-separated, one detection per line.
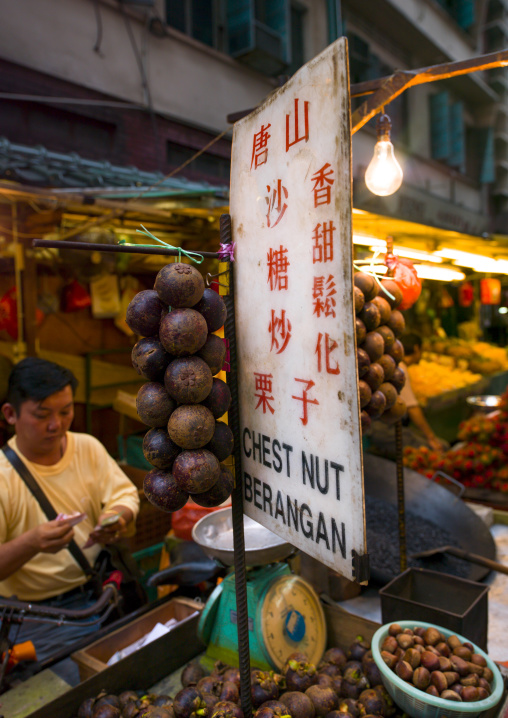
119 692 140 709
386 339 404 364
204 421 234 462
362 332 384 363
193 289 228 332
325 712 353 718
279 691 316 718
196 334 227 376
354 272 379 302
364 390 387 420
173 449 220 494
380 396 407 425
378 382 397 410
323 647 347 669
338 699 360 717
358 380 372 410
197 676 219 695
78 698 95 718
251 670 280 708
285 659 317 692
164 357 213 404
348 637 370 662
222 668 240 688
155 263 205 308
354 286 365 315
219 682 239 704
168 404 216 449
192 464 234 506
357 689 385 716
160 309 208 356
389 367 406 393
92 704 121 718
376 325 395 351
210 701 244 718
136 382 176 428
254 701 291 718
201 378 232 419
144 468 189 512
387 309 405 337
357 348 371 378
360 411 371 433
305 685 338 717
182 662 206 687
126 289 167 337
371 296 391 324
379 279 403 308
173 687 207 718
355 318 367 345
358 303 381 332
143 428 181 470
363 362 385 392
132 337 172 382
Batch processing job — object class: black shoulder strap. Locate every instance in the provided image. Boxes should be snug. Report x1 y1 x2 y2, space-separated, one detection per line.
1 444 95 578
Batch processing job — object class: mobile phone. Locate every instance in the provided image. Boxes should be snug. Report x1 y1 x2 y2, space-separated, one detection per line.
100 513 122 528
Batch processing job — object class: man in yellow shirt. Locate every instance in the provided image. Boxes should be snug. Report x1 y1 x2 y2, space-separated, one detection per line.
0 357 140 685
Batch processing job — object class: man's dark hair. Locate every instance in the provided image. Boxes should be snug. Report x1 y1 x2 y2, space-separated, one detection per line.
6 358 78 413
400 332 422 357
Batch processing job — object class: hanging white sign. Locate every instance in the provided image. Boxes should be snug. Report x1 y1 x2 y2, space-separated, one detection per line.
229 38 367 581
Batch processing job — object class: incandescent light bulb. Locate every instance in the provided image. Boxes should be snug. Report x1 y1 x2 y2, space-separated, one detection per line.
365 114 403 197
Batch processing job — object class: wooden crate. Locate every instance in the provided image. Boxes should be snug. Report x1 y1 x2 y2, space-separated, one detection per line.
71 597 203 682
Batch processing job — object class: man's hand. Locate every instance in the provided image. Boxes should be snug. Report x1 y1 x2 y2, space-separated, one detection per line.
31 519 75 554
427 435 449 452
85 511 127 547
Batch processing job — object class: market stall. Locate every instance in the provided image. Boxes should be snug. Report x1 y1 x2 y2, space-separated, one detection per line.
2 39 508 718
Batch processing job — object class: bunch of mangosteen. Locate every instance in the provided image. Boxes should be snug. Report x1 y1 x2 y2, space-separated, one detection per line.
354 272 408 433
126 262 234 513
75 635 415 718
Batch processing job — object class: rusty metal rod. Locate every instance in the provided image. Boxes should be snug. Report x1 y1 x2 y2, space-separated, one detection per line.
395 420 407 574
226 48 508 129
32 238 221 259
352 48 508 133
221 213 252 718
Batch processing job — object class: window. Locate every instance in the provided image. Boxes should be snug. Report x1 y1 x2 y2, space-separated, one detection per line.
166 0 222 49
433 0 475 31
429 91 470 175
287 2 306 76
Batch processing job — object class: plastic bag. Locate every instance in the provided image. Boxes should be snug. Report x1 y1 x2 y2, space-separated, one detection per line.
0 287 45 339
385 255 422 311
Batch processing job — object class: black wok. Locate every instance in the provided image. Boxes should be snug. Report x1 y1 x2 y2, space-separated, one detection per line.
363 454 497 583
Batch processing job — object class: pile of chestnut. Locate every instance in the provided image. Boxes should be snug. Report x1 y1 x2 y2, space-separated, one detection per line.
126 262 234 513
380 623 494 703
354 272 407 433
76 636 414 718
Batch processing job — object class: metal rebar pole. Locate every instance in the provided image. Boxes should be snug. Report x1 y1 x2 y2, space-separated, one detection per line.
220 214 252 718
32 238 221 259
395 420 407 573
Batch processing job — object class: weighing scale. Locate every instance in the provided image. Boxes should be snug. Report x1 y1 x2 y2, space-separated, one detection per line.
193 509 327 671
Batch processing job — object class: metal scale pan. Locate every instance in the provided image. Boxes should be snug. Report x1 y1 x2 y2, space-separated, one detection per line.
192 507 296 566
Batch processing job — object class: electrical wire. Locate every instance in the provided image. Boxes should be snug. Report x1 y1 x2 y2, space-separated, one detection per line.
91 0 104 56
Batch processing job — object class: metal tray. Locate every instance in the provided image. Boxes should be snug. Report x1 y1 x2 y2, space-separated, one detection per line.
191 507 295 566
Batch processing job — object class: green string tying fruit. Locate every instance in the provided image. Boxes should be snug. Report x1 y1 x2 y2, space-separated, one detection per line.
118 225 205 264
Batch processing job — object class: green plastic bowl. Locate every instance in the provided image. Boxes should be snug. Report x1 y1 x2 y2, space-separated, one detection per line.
371 620 503 718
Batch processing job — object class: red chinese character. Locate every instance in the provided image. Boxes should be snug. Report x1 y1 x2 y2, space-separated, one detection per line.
312 275 336 318
267 245 290 291
254 372 275 414
286 98 310 151
265 179 288 228
269 309 292 354
312 221 335 263
311 163 334 207
315 332 340 375
292 378 319 426
251 123 271 169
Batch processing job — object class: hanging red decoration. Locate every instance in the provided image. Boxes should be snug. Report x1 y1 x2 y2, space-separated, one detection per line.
480 278 501 305
384 255 422 311
458 282 474 307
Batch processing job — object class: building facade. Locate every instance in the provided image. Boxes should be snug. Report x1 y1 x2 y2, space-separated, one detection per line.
0 0 505 232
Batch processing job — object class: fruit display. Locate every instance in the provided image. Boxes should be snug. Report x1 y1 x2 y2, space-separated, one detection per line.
406 361 482 405
423 338 508 375
75 635 415 718
403 387 508 493
377 623 495 704
354 272 408 432
127 264 233 513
